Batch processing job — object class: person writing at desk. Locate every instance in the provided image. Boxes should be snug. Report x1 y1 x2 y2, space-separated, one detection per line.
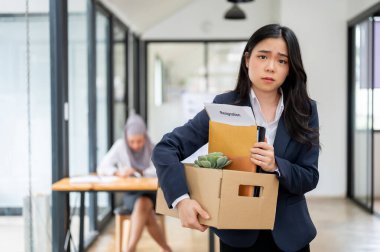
98 113 171 252
152 24 320 252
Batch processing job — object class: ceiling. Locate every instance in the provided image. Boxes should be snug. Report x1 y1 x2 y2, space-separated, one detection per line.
100 0 194 33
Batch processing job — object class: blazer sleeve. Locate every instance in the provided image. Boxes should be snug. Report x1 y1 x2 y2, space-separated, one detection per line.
152 98 219 208
275 101 320 195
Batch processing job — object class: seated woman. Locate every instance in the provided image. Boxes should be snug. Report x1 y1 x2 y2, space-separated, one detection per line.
98 113 172 252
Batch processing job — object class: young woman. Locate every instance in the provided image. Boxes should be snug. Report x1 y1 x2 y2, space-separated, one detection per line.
98 114 172 252
152 24 320 252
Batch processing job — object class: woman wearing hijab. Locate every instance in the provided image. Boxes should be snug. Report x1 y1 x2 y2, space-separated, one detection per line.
98 114 172 252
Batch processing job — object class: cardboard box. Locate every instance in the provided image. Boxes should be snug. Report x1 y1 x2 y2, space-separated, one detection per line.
156 164 279 229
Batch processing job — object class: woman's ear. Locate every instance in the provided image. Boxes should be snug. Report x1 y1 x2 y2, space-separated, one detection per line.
244 52 249 68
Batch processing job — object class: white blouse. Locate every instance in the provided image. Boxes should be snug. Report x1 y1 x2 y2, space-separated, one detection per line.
97 138 157 177
249 88 284 146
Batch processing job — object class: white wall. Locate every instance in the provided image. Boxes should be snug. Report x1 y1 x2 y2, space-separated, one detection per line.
142 0 279 40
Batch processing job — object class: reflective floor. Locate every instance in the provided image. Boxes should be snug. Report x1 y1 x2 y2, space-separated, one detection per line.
1 198 380 252
87 198 380 252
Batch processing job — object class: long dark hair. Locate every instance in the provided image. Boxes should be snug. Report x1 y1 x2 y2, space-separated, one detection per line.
234 24 319 149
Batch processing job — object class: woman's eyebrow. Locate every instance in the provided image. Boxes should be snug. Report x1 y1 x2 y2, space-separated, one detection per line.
258 50 288 58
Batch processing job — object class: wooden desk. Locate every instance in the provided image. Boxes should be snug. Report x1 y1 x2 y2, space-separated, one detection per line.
52 176 158 252
52 178 92 191
92 177 158 191
52 176 215 252
52 176 158 191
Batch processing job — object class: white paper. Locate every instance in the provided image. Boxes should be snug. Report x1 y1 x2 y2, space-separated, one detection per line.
70 175 118 184
204 103 256 126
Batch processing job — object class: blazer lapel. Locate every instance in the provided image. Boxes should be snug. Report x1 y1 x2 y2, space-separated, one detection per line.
273 115 291 157
238 96 251 107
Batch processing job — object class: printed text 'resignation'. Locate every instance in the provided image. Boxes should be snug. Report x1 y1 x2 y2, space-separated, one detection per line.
219 111 241 117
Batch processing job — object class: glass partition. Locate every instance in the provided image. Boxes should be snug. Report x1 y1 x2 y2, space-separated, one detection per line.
207 42 245 93
113 22 127 140
148 42 207 143
0 1 51 251
96 10 111 220
68 0 91 244
147 42 245 144
352 19 374 210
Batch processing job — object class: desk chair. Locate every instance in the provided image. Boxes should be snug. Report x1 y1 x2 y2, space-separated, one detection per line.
114 207 166 252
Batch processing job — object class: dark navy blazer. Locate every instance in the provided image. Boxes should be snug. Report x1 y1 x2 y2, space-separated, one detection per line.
152 91 319 251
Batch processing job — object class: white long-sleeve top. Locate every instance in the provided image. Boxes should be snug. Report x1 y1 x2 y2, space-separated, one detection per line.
97 138 157 177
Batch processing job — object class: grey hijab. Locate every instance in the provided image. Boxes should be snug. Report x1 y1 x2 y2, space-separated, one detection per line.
124 114 154 171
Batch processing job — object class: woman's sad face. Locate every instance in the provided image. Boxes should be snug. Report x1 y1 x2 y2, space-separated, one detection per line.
245 37 289 93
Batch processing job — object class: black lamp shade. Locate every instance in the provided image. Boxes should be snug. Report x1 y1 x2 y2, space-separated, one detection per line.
228 0 253 2
224 4 246 20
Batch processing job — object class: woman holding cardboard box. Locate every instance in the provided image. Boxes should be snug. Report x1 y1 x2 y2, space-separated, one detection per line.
152 24 320 252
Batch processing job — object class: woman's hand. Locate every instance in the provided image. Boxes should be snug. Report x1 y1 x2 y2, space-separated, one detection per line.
250 138 277 172
115 168 140 178
177 198 210 232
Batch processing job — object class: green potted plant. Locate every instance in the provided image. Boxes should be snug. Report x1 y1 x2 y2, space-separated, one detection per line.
194 152 232 169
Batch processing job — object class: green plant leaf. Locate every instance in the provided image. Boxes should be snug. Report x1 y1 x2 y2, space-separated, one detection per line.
207 155 218 168
222 160 232 168
199 160 212 168
216 156 227 168
208 152 223 157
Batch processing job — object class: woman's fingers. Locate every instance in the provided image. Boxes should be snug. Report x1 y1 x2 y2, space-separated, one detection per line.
195 204 210 220
253 142 274 150
252 154 270 163
177 199 209 232
250 144 276 172
250 147 272 157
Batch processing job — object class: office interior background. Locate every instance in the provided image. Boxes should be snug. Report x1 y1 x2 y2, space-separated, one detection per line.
1 0 380 251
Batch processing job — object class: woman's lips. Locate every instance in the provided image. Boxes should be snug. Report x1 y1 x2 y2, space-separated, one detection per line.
262 77 275 83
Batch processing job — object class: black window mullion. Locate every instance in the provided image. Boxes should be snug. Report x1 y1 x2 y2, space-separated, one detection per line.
87 0 98 232
139 40 147 122
50 0 70 251
347 26 354 198
205 42 209 91
125 29 130 119
105 12 114 221
107 16 114 148
133 34 140 114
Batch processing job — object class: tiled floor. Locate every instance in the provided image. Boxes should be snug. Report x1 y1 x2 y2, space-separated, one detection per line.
2 198 380 252
309 198 380 252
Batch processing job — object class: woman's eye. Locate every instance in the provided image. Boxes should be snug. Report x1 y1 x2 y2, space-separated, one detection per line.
257 55 267 60
279 59 287 64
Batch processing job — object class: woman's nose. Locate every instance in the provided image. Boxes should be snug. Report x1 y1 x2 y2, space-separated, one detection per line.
265 60 275 72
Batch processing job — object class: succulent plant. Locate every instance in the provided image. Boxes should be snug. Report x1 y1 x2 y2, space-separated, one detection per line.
194 152 232 169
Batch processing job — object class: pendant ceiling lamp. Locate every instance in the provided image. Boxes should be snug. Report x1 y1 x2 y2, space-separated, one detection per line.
224 0 254 20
